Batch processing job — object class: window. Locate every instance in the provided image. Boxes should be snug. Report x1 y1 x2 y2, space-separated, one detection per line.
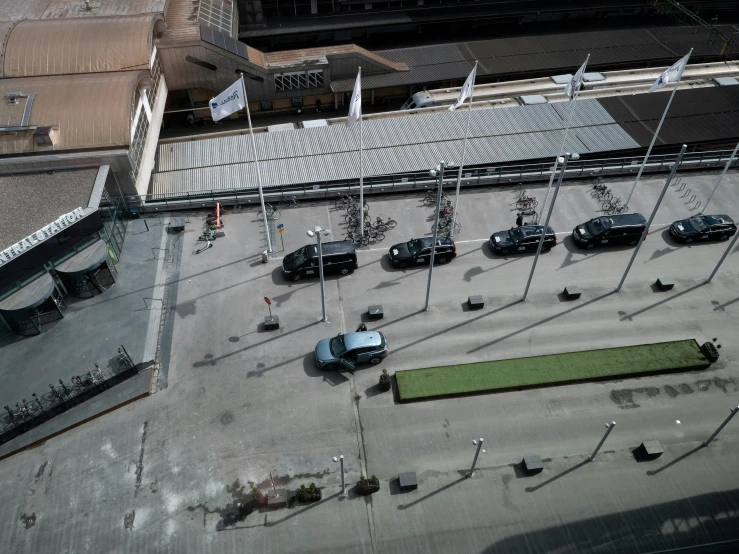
260 100 273 111
275 70 324 92
186 56 217 72
291 97 303 108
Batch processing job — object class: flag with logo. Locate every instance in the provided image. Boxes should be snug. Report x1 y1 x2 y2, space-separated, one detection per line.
564 57 588 101
347 69 362 124
209 78 246 122
449 63 477 111
649 52 691 93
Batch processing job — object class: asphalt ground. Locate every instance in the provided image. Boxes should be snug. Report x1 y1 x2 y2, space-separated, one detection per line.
0 169 738 553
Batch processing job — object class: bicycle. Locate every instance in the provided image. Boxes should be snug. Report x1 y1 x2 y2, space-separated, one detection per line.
118 348 134 370
372 216 397 233
335 194 357 210
257 204 281 221
2 405 22 428
72 364 105 388
516 197 538 210
516 184 534 202
278 195 299 208
347 202 369 217
602 198 626 214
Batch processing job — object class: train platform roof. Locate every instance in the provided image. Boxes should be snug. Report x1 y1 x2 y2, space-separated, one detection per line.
330 25 739 93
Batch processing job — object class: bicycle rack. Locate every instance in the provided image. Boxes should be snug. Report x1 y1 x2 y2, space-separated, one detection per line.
672 177 683 188
680 187 691 198
685 194 696 204
692 200 702 211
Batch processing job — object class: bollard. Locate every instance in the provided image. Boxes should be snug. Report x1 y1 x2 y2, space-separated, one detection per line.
704 406 739 446
589 421 616 461
467 438 484 478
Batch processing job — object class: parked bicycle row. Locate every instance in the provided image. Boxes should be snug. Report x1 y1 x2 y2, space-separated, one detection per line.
423 188 461 235
1 348 135 436
336 194 397 246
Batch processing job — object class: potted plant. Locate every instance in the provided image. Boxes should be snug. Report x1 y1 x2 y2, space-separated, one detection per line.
356 474 380 496
296 482 322 503
379 369 391 392
252 487 267 505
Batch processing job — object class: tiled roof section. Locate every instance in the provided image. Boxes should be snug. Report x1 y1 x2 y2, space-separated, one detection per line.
265 44 408 72
159 0 200 47
3 15 161 77
38 0 166 18
0 168 98 250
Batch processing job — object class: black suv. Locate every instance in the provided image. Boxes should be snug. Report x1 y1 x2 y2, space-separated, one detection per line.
670 215 737 243
489 225 557 255
572 213 647 249
388 236 456 268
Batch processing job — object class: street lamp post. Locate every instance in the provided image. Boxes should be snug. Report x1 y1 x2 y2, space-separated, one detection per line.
523 152 578 301
425 161 446 311
307 226 331 322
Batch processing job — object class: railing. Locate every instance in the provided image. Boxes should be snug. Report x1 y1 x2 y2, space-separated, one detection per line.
124 149 738 213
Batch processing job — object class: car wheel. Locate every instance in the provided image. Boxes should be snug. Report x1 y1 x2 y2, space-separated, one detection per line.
437 256 449 264
542 245 551 253
720 234 729 241
369 357 382 365
292 274 301 281
340 268 350 275
398 261 408 269
323 363 337 371
629 240 636 245
586 244 594 250
685 238 693 244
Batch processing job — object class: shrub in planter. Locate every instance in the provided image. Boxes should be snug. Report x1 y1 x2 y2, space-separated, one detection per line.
356 474 380 496
252 487 267 505
379 369 391 392
701 341 720 363
296 482 322 502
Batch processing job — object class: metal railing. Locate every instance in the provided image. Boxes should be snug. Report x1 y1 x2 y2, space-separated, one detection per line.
123 149 738 214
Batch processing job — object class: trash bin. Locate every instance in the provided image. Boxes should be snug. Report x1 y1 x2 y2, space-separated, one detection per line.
261 250 269 263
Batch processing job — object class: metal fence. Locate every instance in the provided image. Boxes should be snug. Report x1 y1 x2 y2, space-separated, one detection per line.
127 148 738 213
0 346 138 446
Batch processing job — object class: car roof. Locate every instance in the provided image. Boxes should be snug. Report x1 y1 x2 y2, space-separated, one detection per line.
343 331 383 349
321 240 356 255
605 213 646 226
519 225 555 237
702 214 733 225
417 236 454 247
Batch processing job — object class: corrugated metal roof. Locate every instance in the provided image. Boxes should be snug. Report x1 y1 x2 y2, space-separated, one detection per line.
38 0 166 19
3 15 161 78
151 99 639 197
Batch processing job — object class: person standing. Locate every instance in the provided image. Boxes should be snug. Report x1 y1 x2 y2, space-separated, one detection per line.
516 213 523 227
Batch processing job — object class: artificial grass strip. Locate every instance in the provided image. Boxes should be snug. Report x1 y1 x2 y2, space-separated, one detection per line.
395 339 709 402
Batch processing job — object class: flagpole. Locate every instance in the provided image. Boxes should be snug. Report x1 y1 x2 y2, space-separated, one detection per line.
624 49 692 209
451 61 477 238
702 139 739 214
539 54 589 221
241 74 272 253
357 67 365 239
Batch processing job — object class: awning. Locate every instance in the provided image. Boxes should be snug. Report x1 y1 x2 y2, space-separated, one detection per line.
54 241 109 276
0 273 54 312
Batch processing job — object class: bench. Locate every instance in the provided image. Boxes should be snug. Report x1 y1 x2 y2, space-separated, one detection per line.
655 277 675 291
398 472 418 491
563 285 581 300
263 315 280 331
468 295 484 310
522 455 544 473
639 440 664 459
368 305 384 320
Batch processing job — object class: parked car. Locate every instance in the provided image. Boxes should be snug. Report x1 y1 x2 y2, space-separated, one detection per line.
670 214 737 243
489 225 557 255
388 236 456 268
314 331 389 371
572 213 647 249
282 240 357 281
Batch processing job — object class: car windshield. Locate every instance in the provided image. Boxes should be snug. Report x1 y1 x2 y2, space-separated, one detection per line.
509 228 524 243
293 246 311 267
329 335 347 357
407 239 422 256
687 217 707 232
586 218 608 235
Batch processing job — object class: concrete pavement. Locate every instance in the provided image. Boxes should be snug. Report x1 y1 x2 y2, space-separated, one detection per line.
0 169 738 553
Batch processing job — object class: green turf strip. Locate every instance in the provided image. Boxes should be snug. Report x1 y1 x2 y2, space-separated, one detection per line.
395 339 709 402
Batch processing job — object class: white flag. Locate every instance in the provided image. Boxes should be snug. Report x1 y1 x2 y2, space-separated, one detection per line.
449 64 477 111
649 52 691 93
347 70 362 124
209 78 246 122
564 58 588 101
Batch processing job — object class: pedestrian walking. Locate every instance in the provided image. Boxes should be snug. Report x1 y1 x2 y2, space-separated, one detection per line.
516 213 523 227
356 323 367 332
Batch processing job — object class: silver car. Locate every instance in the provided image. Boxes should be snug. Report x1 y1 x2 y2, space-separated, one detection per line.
314 331 389 371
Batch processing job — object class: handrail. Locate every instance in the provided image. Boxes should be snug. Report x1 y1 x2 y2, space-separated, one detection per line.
120 148 738 213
